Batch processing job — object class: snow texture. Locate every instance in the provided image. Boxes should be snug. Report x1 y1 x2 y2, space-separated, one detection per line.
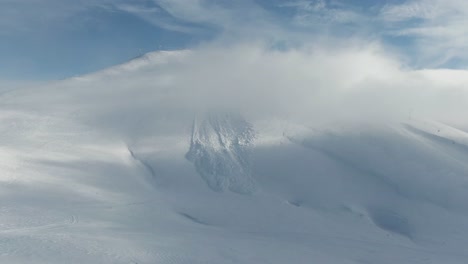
186 112 256 193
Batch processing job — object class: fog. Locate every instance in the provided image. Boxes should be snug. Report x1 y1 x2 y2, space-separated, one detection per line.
9 41 463 133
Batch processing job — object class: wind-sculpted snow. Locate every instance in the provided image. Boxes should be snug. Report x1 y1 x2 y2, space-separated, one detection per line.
368 207 412 239
286 123 468 211
186 112 256 193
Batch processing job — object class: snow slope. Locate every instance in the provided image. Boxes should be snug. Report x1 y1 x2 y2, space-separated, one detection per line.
1 51 468 263
186 112 256 193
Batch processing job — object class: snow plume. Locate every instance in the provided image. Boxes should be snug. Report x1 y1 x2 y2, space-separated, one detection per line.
180 42 468 127
58 42 467 130
9 40 467 134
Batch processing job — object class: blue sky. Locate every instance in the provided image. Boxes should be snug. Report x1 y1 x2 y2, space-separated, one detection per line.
1 0 467 80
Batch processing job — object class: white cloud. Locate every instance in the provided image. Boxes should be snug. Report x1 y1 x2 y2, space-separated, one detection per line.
0 0 276 37
381 1 441 21
2 0 468 70
381 0 468 21
114 3 202 34
280 0 367 27
381 0 468 67
0 0 117 34
280 0 327 11
176 43 466 126
23 41 467 132
151 0 280 36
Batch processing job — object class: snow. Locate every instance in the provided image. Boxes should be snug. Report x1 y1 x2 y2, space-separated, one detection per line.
1 49 468 263
186 112 256 193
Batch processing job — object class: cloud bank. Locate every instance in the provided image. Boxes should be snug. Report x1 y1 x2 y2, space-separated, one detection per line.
11 41 466 136
148 42 468 127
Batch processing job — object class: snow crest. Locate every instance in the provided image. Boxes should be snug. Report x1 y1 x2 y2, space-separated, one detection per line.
186 112 256 193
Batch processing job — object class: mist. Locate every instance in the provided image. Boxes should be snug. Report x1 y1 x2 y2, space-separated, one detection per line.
8 40 466 135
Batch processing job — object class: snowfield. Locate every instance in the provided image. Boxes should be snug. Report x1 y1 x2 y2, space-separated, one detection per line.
1 49 468 263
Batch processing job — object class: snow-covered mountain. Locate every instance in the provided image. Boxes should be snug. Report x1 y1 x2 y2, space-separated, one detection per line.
1 49 468 264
